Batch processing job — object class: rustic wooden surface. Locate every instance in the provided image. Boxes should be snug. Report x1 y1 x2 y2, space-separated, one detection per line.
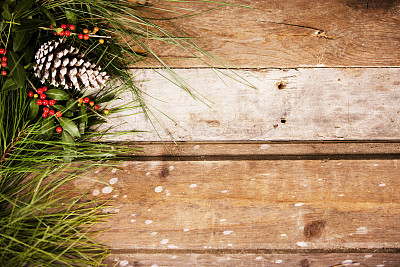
90 0 400 265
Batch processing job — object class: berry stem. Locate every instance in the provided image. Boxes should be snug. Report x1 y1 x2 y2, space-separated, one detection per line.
38 27 111 39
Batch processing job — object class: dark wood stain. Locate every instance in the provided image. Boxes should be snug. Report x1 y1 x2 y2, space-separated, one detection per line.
304 220 326 240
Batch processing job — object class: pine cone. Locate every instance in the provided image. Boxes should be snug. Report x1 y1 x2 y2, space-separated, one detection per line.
34 38 109 93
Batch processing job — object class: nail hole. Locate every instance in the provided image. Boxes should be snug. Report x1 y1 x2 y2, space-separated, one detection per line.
276 81 286 90
280 118 286 123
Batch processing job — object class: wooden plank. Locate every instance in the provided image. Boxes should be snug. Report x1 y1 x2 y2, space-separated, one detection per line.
124 141 400 158
135 0 400 68
104 68 400 141
104 253 400 267
79 159 400 250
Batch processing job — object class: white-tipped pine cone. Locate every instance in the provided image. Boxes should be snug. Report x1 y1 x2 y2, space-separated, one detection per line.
34 38 109 93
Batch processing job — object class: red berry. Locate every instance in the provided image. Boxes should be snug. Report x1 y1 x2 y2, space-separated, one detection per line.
103 109 110 115
55 111 62 117
77 98 83 104
1 70 6 76
78 34 83 39
49 99 56 105
42 113 48 118
64 30 71 37
42 100 49 106
40 94 46 100
61 24 67 30
28 92 34 97
69 25 75 31
43 107 49 113
54 32 57 35
89 101 95 106
37 99 43 105
83 28 89 34
1 62 6 68
83 97 90 103
59 31 64 36
56 126 63 133
1 57 6 62
94 105 100 110
83 34 89 40
37 88 43 94
42 86 47 92
0 49 4 54
49 110 55 116
50 25 53 29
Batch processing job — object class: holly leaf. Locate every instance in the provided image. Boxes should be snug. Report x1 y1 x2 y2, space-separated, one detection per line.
59 117 81 138
65 10 78 26
2 3 12 20
78 105 87 135
41 118 54 140
7 51 26 89
65 98 78 113
61 131 76 162
2 78 18 92
28 99 39 120
13 30 33 52
39 6 56 26
45 89 69 100
14 0 35 18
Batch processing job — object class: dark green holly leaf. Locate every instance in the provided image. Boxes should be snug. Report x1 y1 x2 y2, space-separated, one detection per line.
12 19 47 32
24 44 36 64
65 98 78 113
2 3 12 20
2 77 18 92
14 0 35 18
5 0 17 7
65 10 78 26
38 6 56 26
59 117 81 138
7 51 25 89
45 89 69 100
28 98 39 120
41 118 54 140
61 131 76 162
78 105 87 134
13 30 33 52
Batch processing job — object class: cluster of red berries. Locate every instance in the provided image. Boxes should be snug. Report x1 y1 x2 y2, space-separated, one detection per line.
77 96 108 114
28 87 63 133
52 23 75 37
0 49 7 76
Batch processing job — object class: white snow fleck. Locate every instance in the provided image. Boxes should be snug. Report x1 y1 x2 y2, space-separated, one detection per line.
119 260 129 267
337 163 342 165
376 265 385 267
256 256 263 260
102 186 113 194
296 241 308 247
145 220 153 225
155 186 163 193
113 195 118 198
111 169 117 173
226 257 231 260
189 184 197 188
342 260 353 264
123 195 127 198
227 244 233 247
193 145 200 150
145 172 151 176
281 234 287 237
183 229 190 232
169 166 175 171
131 214 136 217
151 264 159 267
374 164 380 166
295 203 304 207
109 177 118 184
92 189 100 196
364 255 373 258
148 209 151 212
171 256 177 259
223 230 233 235
356 226 368 234
151 232 157 236
130 219 136 223
221 190 229 194
95 170 99 174
338 194 345 197
220 219 227 222
160 239 169 244
275 260 283 264
167 244 179 249
114 208 120 213
379 183 386 187
260 144 270 149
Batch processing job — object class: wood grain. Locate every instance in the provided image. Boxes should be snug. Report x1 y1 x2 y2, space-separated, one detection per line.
102 68 400 141
133 0 400 68
79 159 400 250
104 253 400 267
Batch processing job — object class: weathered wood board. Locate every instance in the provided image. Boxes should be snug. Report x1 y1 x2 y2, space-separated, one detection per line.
104 68 400 141
136 0 400 68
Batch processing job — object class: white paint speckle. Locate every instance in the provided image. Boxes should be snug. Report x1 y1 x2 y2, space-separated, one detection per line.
145 220 153 225
337 163 342 165
148 209 152 212
220 219 227 222
95 170 100 174
160 239 169 244
131 214 136 217
151 232 157 236
223 230 233 235
119 260 129 267
183 229 190 232
102 186 113 194
338 194 345 197
189 184 197 188
376 265 385 267
114 208 120 213
171 256 177 259
275 260 283 264
374 164 380 167
356 226 368 234
227 244 233 247
379 183 386 187
114 258 119 262
167 244 179 249
123 195 127 198
92 189 100 196
281 234 287 237
193 145 200 150
295 203 304 207
151 264 159 267
256 256 263 260
113 194 118 198
296 241 308 247
111 169 117 173
262 173 270 176
317 178 323 181
260 144 270 149
109 177 118 184
342 260 353 264
169 166 175 171
155 186 163 193
221 190 229 194
130 219 136 223
226 257 231 260
165 190 171 196
145 172 151 176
